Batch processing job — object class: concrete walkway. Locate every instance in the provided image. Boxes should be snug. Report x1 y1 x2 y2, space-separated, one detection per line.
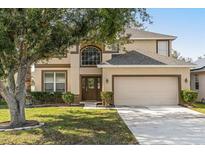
81 102 98 109
81 102 114 109
117 106 205 145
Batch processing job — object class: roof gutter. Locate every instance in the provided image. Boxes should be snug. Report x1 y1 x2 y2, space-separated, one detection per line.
191 66 205 72
97 65 195 68
129 37 177 40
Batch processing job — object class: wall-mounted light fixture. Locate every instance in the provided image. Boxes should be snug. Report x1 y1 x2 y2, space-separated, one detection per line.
185 78 188 83
106 79 109 83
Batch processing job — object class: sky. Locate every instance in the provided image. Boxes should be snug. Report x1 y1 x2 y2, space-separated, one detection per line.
144 8 205 61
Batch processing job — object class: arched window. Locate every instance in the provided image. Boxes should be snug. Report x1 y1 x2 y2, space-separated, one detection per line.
81 46 101 66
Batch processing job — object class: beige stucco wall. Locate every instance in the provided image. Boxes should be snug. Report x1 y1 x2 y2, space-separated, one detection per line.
80 68 102 75
38 53 71 64
102 67 190 91
31 67 71 91
32 47 110 95
35 40 173 65
36 45 77 65
122 40 157 53
102 53 112 63
191 72 205 101
122 40 172 54
70 54 80 94
67 45 111 95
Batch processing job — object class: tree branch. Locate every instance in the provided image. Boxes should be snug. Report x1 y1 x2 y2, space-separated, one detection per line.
15 57 30 102
8 68 16 94
0 80 11 103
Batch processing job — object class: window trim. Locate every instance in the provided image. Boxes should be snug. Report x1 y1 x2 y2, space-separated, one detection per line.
156 40 170 56
42 70 67 92
80 45 102 67
194 74 199 90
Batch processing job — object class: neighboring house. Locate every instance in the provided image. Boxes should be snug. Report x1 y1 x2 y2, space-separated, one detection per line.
191 58 205 101
31 28 193 106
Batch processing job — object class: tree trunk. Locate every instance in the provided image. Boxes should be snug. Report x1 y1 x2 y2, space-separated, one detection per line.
0 59 29 127
9 59 30 127
1 90 26 127
8 98 26 127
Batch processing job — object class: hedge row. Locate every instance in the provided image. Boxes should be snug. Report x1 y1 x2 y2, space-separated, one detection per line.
29 92 65 104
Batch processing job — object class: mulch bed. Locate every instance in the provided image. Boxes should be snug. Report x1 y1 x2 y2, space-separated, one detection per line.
96 102 115 108
0 120 39 129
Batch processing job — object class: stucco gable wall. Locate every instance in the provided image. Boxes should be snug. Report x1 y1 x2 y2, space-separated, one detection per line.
35 45 77 65
35 39 173 66
121 40 172 54
37 53 71 65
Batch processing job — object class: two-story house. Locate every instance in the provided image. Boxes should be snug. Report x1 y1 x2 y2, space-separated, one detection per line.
31 28 193 106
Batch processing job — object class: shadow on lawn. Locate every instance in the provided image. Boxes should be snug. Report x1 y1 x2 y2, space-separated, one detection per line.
17 110 137 145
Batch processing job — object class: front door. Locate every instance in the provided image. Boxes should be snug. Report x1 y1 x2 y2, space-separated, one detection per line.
81 76 101 101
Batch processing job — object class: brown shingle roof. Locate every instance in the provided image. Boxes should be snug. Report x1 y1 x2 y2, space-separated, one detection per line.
106 51 165 65
124 28 177 40
99 50 194 66
136 50 194 65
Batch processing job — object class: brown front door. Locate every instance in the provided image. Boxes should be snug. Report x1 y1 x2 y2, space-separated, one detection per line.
81 76 101 101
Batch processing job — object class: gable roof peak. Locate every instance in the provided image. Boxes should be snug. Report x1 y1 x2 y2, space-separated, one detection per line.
124 28 177 40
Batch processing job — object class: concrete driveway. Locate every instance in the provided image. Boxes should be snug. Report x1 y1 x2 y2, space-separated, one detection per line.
117 106 205 145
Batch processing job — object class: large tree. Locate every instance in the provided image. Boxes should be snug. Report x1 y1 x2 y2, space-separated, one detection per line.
171 50 193 63
0 8 150 127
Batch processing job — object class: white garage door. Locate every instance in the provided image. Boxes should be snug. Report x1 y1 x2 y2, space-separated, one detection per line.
114 76 179 106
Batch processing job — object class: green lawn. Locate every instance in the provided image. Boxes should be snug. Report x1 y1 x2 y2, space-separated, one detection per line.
192 103 205 114
0 107 137 145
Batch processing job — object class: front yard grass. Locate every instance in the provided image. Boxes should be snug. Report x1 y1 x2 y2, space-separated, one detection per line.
0 107 137 145
192 103 205 114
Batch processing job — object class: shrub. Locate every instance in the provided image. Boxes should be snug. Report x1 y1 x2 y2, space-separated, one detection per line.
201 98 205 104
101 91 113 106
62 92 75 104
181 89 198 105
30 92 65 104
0 98 7 106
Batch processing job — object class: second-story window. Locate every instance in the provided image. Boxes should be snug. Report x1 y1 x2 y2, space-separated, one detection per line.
157 40 169 56
81 46 101 66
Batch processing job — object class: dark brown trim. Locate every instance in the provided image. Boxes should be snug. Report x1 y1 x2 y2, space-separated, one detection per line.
80 65 98 68
80 45 102 68
112 75 182 105
168 40 171 57
36 64 70 68
156 40 170 57
41 70 68 92
70 51 78 54
79 74 102 101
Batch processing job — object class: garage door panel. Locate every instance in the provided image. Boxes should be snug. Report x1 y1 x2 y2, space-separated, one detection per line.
114 77 179 106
